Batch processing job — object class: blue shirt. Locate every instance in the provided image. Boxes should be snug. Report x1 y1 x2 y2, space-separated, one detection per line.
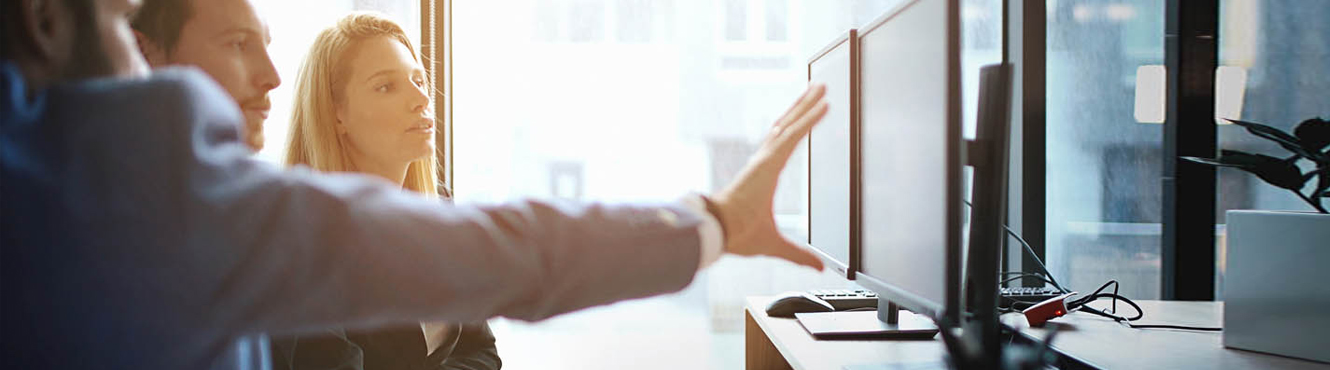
0 62 705 369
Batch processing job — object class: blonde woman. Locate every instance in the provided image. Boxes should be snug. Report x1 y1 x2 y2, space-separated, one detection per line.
271 13 499 370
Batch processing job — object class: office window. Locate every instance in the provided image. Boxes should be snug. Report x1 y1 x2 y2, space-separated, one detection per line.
1215 0 1330 298
252 0 421 164
568 0 607 42
1045 0 1166 300
534 1 563 42
766 0 789 42
722 0 797 44
961 0 1003 140
725 0 748 41
452 0 1007 368
616 0 655 43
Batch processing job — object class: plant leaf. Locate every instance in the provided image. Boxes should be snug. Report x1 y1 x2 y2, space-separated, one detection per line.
1216 150 1306 190
1317 167 1330 202
1180 156 1247 168
1227 119 1322 161
1217 149 1268 168
1302 166 1329 182
1229 118 1301 144
1294 117 1330 155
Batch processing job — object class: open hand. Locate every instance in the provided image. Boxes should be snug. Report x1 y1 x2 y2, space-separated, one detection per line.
709 84 829 270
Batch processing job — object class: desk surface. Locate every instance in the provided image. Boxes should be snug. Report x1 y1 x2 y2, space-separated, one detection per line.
1008 300 1330 370
747 297 1330 370
745 296 949 370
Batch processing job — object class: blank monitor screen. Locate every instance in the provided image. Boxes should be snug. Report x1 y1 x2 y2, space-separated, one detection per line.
807 31 858 278
855 0 961 320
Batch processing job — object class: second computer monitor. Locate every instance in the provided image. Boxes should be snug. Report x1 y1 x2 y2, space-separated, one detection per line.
807 29 859 279
855 0 963 324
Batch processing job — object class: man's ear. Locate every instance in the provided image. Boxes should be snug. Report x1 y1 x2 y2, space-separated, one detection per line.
134 30 168 66
21 0 74 65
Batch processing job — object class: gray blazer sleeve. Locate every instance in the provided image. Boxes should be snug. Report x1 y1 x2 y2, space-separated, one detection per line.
52 68 704 341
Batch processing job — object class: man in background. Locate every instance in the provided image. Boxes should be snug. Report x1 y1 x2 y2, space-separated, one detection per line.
133 0 279 151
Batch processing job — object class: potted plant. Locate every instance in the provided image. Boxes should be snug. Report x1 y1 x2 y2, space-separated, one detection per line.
1183 117 1329 213
1183 117 1329 363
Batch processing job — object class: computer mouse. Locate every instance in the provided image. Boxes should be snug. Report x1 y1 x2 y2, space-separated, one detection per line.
765 291 836 318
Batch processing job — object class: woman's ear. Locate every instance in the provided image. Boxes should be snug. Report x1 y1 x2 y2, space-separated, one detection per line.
334 103 349 135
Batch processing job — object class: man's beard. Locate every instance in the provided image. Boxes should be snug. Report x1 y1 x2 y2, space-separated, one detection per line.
238 94 271 151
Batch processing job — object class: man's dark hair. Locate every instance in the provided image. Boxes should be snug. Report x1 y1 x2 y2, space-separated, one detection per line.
131 0 194 55
1 0 105 77
2 0 94 59
0 0 17 59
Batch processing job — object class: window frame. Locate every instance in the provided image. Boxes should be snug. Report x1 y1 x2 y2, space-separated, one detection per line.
1160 0 1219 301
1003 0 1048 287
1004 0 1221 300
421 0 454 193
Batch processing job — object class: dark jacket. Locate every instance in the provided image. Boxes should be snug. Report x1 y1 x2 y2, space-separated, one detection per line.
271 322 500 370
268 154 501 370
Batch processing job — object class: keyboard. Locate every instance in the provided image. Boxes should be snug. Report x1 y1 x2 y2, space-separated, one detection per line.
999 286 1064 302
811 289 879 311
808 287 1064 312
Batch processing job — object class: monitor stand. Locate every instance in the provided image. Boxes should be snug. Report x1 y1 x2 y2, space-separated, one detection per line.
795 298 940 340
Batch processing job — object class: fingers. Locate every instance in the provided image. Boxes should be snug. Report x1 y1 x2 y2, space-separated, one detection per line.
772 84 820 128
771 239 826 271
768 101 828 160
774 84 827 130
780 101 828 147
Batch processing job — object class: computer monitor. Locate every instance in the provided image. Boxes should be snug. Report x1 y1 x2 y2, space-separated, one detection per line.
945 62 1014 368
855 0 963 326
806 29 860 279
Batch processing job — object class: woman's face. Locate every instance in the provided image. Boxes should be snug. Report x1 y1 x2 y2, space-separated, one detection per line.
336 36 434 168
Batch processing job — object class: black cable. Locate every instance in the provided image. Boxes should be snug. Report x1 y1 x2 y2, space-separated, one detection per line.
998 272 1051 282
1005 300 1038 311
996 273 1061 313
1003 225 1067 293
1126 324 1223 331
999 274 1060 288
997 272 1058 290
1073 293 1223 332
963 198 1067 293
1068 280 1121 315
964 199 1221 332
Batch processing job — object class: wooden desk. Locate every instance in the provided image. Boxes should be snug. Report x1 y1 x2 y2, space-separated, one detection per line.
1008 300 1330 370
745 296 949 370
747 297 1330 370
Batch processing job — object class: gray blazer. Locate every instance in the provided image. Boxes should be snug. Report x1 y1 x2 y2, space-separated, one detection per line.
0 64 703 369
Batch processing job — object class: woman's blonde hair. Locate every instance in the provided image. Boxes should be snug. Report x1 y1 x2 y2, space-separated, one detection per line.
284 12 438 197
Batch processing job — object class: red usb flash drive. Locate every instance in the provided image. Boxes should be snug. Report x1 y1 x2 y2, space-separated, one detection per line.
1022 292 1076 327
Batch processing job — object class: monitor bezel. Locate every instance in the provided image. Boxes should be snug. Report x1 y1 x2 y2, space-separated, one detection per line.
805 29 861 280
851 0 963 325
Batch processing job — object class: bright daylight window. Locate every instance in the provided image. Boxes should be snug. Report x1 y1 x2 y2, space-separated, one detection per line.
452 0 1000 368
1044 0 1166 300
